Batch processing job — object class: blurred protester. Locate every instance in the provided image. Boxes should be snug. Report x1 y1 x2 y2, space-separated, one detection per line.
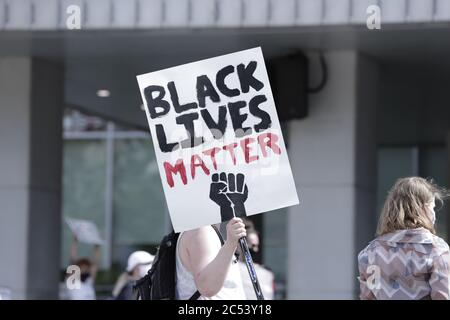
66 234 101 300
358 177 450 300
112 251 154 300
238 220 275 300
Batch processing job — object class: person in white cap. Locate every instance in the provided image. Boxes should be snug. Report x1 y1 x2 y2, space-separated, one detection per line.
112 251 154 300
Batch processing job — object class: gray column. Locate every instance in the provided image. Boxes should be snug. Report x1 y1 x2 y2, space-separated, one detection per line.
0 57 63 299
286 52 379 299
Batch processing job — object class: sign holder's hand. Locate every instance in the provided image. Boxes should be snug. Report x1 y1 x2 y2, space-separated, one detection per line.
210 172 264 300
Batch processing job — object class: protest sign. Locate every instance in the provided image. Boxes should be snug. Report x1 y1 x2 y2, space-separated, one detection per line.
65 217 104 245
137 47 299 232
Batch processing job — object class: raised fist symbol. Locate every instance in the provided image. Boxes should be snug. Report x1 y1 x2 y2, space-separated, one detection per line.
210 172 248 222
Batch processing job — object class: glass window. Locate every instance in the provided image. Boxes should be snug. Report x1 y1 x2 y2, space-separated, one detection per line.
420 147 448 240
63 109 108 132
61 140 107 267
377 147 418 216
112 138 166 264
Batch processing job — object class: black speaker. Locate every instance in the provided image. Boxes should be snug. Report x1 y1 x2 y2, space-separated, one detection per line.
267 53 309 121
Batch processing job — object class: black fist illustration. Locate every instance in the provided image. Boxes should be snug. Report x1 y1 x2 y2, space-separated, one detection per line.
210 172 248 222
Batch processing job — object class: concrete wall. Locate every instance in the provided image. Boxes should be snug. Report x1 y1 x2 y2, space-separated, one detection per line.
0 57 63 299
2 0 448 31
0 57 31 299
286 51 378 299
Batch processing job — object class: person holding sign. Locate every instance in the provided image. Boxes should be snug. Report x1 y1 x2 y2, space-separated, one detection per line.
137 48 299 300
66 233 101 300
176 218 246 300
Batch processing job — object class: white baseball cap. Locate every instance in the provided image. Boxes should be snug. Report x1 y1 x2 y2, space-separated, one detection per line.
126 251 154 272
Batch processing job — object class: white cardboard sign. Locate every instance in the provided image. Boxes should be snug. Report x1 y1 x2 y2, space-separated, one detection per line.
137 47 299 232
65 217 104 245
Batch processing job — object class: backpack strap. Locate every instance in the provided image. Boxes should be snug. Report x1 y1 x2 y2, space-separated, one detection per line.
189 291 201 300
134 272 152 300
211 224 225 245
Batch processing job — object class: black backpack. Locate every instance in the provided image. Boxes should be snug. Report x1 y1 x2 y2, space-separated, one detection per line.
134 225 224 300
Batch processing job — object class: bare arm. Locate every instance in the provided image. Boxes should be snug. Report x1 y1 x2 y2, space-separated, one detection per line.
184 218 246 298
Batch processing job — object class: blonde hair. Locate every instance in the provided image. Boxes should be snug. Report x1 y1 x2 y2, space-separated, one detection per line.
377 177 448 236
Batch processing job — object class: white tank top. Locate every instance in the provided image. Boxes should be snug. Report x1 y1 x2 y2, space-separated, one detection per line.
175 230 246 300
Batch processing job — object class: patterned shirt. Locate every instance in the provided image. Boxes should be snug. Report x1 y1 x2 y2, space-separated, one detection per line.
358 228 450 300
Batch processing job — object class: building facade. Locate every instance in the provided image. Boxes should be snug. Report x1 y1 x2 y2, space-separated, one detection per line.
1 0 449 299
